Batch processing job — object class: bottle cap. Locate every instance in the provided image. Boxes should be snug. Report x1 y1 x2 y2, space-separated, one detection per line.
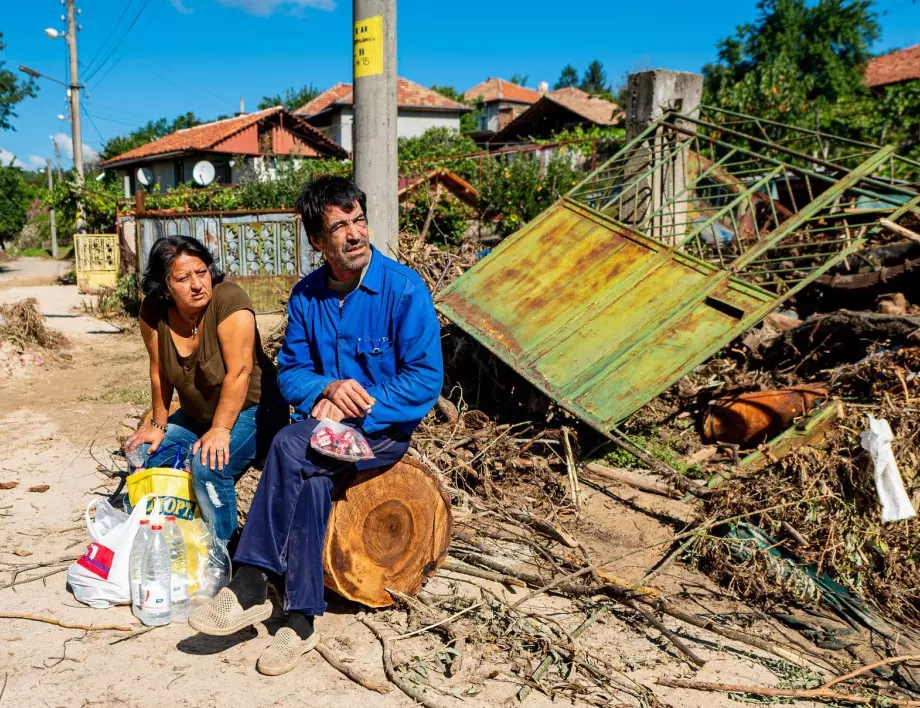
165 515 176 521
151 524 163 531
139 519 149 525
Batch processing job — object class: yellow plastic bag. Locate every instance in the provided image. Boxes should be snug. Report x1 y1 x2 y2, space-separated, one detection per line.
126 467 205 594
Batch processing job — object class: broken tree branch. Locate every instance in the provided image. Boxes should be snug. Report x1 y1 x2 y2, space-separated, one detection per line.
315 642 392 694
358 613 447 708
0 613 132 632
880 218 920 245
656 678 920 706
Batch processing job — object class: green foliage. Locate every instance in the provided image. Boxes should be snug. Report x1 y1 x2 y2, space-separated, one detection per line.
257 84 321 112
96 273 141 319
536 124 626 155
508 73 529 87
398 128 480 181
554 64 580 90
0 33 37 131
478 152 580 236
703 0 878 124
399 182 475 248
101 113 205 161
0 162 29 241
234 158 349 210
429 85 467 104
580 60 610 95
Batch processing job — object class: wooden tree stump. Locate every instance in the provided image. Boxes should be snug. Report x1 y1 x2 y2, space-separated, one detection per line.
323 457 452 608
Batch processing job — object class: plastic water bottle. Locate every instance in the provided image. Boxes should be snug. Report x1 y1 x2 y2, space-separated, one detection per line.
163 515 190 621
140 525 172 626
129 519 152 620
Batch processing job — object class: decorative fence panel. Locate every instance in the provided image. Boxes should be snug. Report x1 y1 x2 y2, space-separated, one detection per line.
75 234 120 292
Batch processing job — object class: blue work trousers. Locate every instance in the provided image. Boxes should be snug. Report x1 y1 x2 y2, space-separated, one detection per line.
233 418 410 616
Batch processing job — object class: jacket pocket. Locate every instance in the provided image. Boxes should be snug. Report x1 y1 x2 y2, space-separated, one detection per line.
355 336 396 381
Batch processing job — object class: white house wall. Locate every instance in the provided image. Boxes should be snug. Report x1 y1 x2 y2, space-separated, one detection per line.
396 110 461 140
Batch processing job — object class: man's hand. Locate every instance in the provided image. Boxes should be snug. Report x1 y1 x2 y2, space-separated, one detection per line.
311 398 347 423
322 379 375 418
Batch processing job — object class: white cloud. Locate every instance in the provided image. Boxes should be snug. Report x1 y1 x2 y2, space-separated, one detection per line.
169 0 194 13
0 148 25 169
28 156 46 169
52 132 100 166
215 0 335 16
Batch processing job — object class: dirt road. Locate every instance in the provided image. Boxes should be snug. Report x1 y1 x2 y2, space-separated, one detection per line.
0 258 821 707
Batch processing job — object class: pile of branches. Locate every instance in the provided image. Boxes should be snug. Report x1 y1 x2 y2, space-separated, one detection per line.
0 298 69 351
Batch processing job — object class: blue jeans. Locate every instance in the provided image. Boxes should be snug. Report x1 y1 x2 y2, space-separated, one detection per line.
143 404 286 542
234 418 410 615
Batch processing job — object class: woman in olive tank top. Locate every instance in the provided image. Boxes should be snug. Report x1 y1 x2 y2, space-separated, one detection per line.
124 236 286 542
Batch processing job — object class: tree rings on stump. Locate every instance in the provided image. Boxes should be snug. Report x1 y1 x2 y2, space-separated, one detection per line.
322 457 452 608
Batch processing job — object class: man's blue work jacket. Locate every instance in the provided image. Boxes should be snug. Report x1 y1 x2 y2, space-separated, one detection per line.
276 247 444 435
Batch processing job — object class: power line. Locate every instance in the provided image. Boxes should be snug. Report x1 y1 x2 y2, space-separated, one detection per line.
81 104 106 146
82 0 139 78
83 0 152 85
88 0 161 91
149 69 235 112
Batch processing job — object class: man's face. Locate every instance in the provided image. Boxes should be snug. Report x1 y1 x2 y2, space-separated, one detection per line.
313 201 371 276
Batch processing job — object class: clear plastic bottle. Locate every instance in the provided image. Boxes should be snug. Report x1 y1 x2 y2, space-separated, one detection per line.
129 519 152 620
140 524 172 626
163 515 190 621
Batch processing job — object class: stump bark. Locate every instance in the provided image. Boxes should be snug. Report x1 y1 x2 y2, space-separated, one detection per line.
323 457 452 608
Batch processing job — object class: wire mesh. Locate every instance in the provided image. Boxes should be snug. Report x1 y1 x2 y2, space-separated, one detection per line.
568 110 919 295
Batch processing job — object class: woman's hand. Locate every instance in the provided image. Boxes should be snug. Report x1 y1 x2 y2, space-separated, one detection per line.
193 427 231 471
124 423 166 455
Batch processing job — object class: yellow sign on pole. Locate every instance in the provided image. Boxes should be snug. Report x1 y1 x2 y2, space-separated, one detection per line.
354 15 384 78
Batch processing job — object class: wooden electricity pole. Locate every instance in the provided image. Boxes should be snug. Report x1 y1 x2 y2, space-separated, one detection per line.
352 0 398 257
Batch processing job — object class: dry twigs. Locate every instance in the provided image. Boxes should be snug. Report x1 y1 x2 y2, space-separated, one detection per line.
314 643 392 694
0 612 132 632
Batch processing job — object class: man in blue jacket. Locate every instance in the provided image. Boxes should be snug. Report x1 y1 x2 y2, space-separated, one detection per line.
189 176 444 676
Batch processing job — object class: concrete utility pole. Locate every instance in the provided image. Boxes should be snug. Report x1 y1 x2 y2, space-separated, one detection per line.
65 0 86 234
352 0 398 256
46 159 58 258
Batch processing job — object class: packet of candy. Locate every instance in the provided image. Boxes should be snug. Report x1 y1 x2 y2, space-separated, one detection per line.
310 419 375 462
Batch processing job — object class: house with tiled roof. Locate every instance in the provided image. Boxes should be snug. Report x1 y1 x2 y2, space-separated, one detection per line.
101 105 348 192
463 78 545 134
294 78 470 152
865 44 920 88
490 87 622 144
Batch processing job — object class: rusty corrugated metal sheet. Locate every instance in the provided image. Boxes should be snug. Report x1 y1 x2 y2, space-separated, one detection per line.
437 133 903 434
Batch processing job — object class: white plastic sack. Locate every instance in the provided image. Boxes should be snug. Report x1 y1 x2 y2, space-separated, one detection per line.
860 415 917 523
66 493 155 608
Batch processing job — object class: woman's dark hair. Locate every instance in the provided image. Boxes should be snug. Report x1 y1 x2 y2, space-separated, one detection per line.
295 175 367 242
141 235 224 306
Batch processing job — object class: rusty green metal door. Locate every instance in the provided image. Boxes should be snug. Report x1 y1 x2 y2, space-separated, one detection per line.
438 119 910 434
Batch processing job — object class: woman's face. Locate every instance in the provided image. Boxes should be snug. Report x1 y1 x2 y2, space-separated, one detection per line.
167 253 212 311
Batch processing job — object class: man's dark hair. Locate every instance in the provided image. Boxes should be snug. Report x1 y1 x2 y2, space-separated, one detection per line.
295 175 367 242
141 235 224 306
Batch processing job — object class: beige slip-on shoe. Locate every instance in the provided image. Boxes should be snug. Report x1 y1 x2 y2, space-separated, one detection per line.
188 588 273 636
256 626 320 676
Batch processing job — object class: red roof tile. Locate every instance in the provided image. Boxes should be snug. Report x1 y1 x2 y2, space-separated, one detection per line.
101 107 346 166
294 78 469 116
866 44 920 87
463 78 542 105
546 87 621 125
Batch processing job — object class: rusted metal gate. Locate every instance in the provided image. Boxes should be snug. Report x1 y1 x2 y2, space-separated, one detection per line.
132 210 321 311
437 111 920 435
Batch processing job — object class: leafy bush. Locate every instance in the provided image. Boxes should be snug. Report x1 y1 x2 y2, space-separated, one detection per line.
398 182 475 248
96 273 141 319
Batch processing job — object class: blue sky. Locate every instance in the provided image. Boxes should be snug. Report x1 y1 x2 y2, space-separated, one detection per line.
1 0 918 171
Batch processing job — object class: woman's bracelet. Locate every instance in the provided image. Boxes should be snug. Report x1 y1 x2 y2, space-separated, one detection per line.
149 420 167 432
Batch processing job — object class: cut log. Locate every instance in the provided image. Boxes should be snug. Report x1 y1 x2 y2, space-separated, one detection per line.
323 457 452 608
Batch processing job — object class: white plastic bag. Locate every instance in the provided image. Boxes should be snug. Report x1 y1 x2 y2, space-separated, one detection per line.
66 493 155 608
310 419 375 461
860 415 917 523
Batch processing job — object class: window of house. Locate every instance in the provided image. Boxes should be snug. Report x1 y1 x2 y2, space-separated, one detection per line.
212 159 232 185
173 160 185 186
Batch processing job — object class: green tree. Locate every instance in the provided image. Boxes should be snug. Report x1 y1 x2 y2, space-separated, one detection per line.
0 162 29 244
508 73 529 87
554 64 580 90
703 0 879 123
101 112 204 161
397 127 480 180
0 33 37 132
580 60 610 95
257 84 321 112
